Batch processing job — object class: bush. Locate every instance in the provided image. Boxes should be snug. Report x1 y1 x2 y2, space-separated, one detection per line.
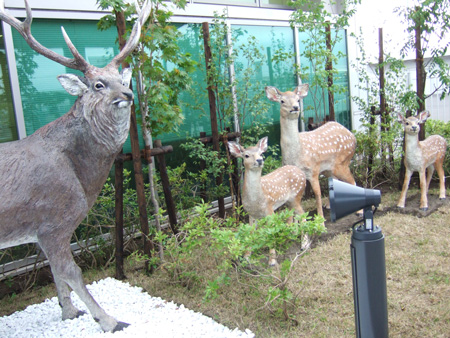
154 202 326 322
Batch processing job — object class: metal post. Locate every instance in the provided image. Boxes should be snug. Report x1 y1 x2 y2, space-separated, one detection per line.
350 210 389 338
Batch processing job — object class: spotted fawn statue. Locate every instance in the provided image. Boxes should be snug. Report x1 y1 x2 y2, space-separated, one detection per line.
397 111 447 211
228 137 307 265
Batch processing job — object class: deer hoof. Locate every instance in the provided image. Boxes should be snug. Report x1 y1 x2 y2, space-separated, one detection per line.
113 321 130 332
439 197 446 200
268 260 278 267
419 207 428 211
396 205 404 209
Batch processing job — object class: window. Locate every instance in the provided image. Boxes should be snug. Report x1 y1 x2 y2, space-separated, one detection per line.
0 25 18 143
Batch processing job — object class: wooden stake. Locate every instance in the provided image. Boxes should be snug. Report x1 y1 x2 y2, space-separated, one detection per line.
202 22 225 218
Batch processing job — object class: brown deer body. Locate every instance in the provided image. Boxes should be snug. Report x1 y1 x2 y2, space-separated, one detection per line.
397 111 447 210
265 85 357 217
0 0 151 332
228 137 307 265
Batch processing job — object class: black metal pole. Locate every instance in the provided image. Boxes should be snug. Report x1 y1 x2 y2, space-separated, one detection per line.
350 210 389 338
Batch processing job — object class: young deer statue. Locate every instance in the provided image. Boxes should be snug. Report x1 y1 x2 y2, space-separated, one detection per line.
265 84 357 218
397 111 447 210
228 137 307 266
0 0 151 332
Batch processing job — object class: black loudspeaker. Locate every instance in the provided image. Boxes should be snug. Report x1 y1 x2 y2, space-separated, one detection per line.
328 178 388 338
328 178 381 222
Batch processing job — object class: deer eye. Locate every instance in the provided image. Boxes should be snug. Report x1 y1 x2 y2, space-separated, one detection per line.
280 100 285 104
244 154 250 158
94 82 105 90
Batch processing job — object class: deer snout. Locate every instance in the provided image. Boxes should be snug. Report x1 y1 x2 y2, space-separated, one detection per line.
256 158 264 166
290 105 299 113
114 91 134 108
123 91 134 101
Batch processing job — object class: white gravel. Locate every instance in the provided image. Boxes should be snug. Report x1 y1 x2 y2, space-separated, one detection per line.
0 277 255 338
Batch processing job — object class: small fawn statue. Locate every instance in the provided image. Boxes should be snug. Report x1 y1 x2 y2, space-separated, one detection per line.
397 111 447 210
228 137 307 265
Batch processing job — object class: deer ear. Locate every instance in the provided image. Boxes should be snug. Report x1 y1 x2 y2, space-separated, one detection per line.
397 113 405 124
295 84 309 97
57 74 88 96
257 136 268 153
228 141 243 158
265 86 281 102
418 110 430 123
121 68 132 88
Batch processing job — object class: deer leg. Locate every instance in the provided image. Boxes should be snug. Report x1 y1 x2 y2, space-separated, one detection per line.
309 175 324 217
397 168 413 208
289 199 310 250
38 235 128 332
333 165 357 186
426 165 434 192
435 160 446 200
263 209 278 267
419 169 428 211
53 275 85 320
243 217 256 262
268 248 278 267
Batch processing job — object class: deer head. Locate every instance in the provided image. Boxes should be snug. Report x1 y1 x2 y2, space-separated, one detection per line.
397 111 430 136
228 136 268 172
265 84 309 120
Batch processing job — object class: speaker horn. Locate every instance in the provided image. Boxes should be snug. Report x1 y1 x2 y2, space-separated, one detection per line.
328 178 381 222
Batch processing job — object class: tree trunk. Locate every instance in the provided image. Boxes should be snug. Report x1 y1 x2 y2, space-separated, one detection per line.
414 9 426 141
115 10 153 273
325 22 335 121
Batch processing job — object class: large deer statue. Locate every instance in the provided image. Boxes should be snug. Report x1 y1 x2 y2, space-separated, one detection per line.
0 0 151 332
265 85 357 218
228 137 307 266
397 111 447 211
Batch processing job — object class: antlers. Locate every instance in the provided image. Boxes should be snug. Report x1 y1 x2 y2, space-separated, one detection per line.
0 0 151 76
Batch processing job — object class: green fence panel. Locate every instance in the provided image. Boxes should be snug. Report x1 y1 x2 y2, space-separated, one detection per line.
11 19 141 152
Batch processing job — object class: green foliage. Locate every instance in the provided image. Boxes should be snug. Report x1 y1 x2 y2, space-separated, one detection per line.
160 202 326 320
170 12 292 208
349 32 415 187
397 0 450 101
290 0 360 119
97 0 196 137
425 119 450 176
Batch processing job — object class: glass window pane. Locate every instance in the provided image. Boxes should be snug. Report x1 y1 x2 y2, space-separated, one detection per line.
260 0 291 7
298 28 351 128
233 25 296 125
0 25 18 143
161 23 211 143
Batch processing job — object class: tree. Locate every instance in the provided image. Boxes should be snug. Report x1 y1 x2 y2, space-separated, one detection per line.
398 0 450 139
97 0 196 262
